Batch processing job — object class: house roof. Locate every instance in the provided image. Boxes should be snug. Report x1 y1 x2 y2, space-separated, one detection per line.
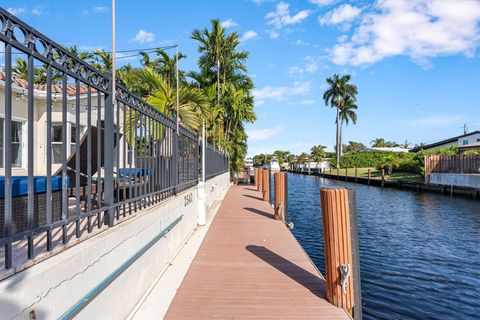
0 72 97 96
409 130 480 152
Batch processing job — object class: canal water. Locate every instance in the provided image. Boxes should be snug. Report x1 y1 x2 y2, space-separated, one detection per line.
281 173 480 319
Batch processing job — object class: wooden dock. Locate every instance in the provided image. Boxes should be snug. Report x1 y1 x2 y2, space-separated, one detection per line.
165 185 350 319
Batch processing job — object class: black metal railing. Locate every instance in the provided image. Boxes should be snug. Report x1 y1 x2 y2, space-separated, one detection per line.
0 8 216 269
205 143 228 180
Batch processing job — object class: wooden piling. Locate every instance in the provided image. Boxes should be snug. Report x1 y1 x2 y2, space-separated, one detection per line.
262 169 270 202
381 169 385 187
345 168 348 182
367 169 371 185
320 187 360 318
337 168 340 178
355 168 358 183
274 172 287 222
258 168 263 192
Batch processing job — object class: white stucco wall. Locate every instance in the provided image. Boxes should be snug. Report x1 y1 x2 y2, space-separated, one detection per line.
0 172 230 320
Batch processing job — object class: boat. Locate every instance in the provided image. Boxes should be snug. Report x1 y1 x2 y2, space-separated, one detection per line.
269 157 281 172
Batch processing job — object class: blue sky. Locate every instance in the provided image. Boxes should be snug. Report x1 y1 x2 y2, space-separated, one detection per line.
5 0 480 156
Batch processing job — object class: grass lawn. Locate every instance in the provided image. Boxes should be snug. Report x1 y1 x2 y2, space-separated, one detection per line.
326 167 424 183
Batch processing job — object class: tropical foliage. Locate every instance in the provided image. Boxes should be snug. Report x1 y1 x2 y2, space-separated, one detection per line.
10 19 255 175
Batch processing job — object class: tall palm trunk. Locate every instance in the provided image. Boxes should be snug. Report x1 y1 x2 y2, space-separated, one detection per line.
339 119 344 157
336 107 340 168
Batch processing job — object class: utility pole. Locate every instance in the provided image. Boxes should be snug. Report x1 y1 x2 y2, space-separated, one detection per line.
176 45 179 134
111 0 116 106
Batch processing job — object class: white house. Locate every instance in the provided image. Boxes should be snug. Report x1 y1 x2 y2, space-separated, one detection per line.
0 72 127 176
409 131 480 153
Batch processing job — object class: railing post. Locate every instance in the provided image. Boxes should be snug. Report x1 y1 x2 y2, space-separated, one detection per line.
197 121 206 226
262 169 270 202
274 172 287 222
320 187 361 318
103 78 116 227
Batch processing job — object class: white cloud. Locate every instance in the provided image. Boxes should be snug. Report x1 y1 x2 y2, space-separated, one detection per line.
319 4 361 27
308 0 338 6
269 30 280 39
131 30 155 43
266 2 312 28
221 18 239 29
294 39 310 46
31 7 43 16
265 2 311 38
7 7 26 15
287 56 325 74
330 0 480 67
241 30 259 42
93 6 109 13
247 126 283 141
253 81 311 105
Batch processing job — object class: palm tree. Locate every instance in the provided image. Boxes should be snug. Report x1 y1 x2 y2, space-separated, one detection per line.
297 152 310 164
191 19 226 107
310 145 327 162
12 57 28 80
133 67 206 130
370 138 386 147
66 45 94 62
92 49 113 74
338 95 358 156
323 74 357 168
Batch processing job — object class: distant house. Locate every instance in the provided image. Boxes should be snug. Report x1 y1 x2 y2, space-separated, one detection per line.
409 131 480 153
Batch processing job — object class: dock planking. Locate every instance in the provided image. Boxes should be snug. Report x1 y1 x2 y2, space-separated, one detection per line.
165 185 350 319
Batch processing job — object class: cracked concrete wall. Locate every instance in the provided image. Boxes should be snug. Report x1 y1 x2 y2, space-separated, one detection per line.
0 172 231 320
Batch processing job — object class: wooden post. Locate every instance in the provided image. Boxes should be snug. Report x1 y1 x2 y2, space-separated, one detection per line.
262 169 270 202
367 168 371 185
354 167 358 183
320 187 361 318
345 168 348 182
258 168 263 192
381 169 385 187
337 168 340 178
329 168 332 175
274 172 287 222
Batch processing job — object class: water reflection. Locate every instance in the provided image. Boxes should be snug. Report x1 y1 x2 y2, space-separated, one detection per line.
284 173 480 320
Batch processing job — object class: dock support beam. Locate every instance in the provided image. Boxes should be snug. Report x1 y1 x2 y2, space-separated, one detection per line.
320 187 362 319
274 172 287 222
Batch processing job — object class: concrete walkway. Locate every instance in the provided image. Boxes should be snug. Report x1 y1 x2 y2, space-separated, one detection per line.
163 185 349 319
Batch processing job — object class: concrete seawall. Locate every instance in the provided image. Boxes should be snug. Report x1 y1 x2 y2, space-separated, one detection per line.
429 173 480 189
0 173 231 320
